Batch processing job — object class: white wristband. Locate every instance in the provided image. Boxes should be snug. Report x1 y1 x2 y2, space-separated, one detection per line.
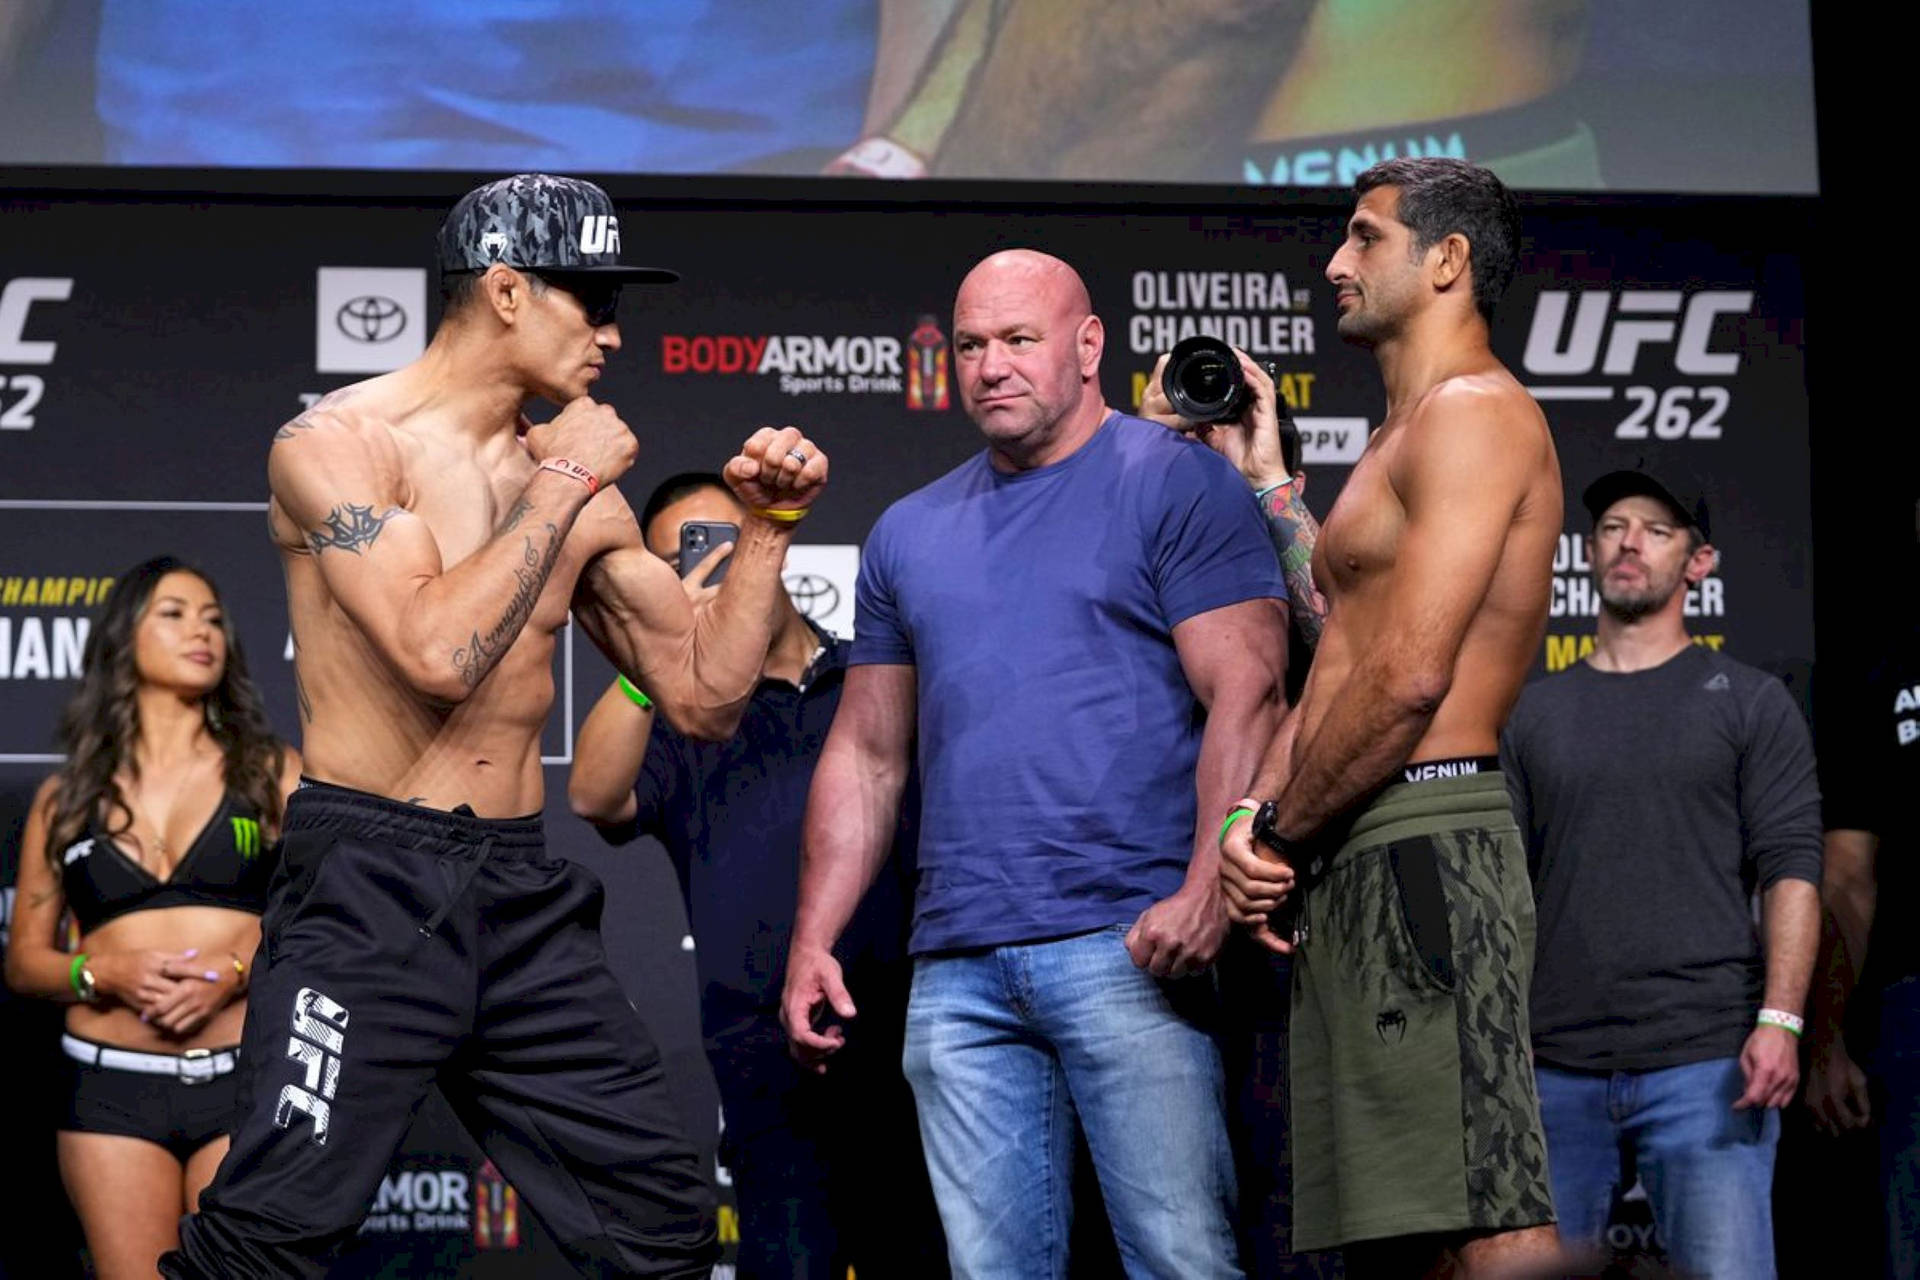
1756 1008 1803 1038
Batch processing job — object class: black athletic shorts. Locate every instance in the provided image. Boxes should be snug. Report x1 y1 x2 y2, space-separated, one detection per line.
61 1032 242 1162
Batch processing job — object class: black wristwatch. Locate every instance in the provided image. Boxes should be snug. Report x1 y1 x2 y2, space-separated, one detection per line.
1250 800 1303 867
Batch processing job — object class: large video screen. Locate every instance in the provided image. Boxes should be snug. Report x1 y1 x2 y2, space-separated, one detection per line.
0 0 1815 193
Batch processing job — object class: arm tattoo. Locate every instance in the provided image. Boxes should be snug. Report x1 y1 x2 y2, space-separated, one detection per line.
308 503 403 556
1260 479 1328 649
273 412 318 442
451 522 562 689
496 497 533 535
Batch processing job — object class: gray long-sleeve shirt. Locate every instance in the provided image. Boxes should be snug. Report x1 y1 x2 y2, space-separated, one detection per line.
1500 643 1823 1071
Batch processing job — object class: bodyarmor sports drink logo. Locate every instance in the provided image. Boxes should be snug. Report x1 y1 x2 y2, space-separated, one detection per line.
660 331 905 397
360 1165 477 1236
1 276 73 433
907 314 950 410
274 986 349 1145
1521 290 1754 442
473 1160 521 1249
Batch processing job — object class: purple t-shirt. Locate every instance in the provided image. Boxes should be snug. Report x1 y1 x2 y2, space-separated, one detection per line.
852 412 1285 953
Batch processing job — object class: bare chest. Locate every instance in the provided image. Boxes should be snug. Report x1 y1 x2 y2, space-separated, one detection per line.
408 458 586 630
1313 437 1406 598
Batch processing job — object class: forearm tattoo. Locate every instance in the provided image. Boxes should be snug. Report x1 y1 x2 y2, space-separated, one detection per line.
452 521 562 689
307 503 404 555
1260 479 1327 648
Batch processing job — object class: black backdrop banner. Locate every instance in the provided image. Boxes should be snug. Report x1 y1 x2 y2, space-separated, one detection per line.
0 177 1812 1276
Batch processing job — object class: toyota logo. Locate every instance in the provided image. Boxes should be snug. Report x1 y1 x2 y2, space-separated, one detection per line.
336 295 408 344
783 573 840 620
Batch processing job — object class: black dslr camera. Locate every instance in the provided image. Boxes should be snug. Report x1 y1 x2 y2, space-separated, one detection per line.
1160 335 1301 474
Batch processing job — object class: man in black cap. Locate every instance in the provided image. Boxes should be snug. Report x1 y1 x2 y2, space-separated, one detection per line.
161 174 828 1279
1498 467 1822 1277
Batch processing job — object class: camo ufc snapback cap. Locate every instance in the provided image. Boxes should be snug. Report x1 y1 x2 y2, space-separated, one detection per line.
436 173 679 285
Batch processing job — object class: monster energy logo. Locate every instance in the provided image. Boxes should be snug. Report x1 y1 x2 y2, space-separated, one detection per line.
231 817 262 860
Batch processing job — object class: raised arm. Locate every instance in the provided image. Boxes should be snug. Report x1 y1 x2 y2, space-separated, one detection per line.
1260 387 1544 837
1142 345 1327 647
1125 597 1288 977
781 662 917 1071
269 397 636 705
572 427 826 741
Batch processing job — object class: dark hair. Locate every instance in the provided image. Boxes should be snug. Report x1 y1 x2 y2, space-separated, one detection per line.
439 267 548 320
1354 157 1522 322
640 471 732 535
45 556 287 867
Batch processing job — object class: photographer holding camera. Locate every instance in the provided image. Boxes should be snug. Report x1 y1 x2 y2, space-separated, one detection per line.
1143 338 1327 651
569 472 942 1280
1142 340 1341 1275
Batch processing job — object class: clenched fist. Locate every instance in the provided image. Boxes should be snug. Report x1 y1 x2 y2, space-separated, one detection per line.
725 426 829 517
525 398 639 491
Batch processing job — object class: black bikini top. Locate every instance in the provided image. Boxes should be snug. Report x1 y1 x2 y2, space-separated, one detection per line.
58 793 276 934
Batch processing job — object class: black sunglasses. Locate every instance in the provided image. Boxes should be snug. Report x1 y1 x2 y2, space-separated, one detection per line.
536 273 622 327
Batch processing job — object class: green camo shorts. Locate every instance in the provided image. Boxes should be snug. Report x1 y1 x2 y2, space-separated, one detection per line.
1288 771 1555 1251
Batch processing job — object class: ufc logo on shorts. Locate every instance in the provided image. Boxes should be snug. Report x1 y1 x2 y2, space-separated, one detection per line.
579 215 621 255
274 986 349 1145
1521 290 1752 378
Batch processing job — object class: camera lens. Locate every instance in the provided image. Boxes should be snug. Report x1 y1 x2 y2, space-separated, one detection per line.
1162 336 1249 423
686 527 707 548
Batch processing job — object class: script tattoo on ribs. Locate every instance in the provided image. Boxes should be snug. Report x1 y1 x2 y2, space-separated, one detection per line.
452 522 561 689
307 503 402 556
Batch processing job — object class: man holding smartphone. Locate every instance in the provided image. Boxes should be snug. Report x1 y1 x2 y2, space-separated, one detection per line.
569 473 942 1279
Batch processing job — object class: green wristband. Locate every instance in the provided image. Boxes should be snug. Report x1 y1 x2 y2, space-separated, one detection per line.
616 674 654 709
1218 807 1256 850
68 952 90 1001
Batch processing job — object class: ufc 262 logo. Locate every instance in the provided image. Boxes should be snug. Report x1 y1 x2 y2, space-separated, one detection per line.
274 986 349 1145
1522 290 1754 442
0 276 71 432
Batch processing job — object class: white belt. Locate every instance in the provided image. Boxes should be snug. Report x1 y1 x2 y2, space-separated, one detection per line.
62 1033 239 1084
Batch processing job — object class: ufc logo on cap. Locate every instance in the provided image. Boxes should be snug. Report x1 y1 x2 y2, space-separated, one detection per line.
580 215 621 255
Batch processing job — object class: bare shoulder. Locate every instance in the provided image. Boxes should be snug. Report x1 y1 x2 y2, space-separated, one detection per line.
267 381 414 520
29 771 61 819
270 383 403 469
1395 369 1554 491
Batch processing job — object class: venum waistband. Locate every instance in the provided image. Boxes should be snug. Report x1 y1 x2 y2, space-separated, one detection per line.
1400 755 1502 785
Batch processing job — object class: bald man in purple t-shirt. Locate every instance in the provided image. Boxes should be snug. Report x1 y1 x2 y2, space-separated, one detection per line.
781 249 1288 1277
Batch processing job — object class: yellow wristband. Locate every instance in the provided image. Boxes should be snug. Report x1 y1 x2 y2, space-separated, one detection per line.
616 674 654 709
749 505 808 524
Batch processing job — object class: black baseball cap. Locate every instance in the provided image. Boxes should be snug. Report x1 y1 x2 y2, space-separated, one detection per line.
436 174 679 285
1582 468 1712 544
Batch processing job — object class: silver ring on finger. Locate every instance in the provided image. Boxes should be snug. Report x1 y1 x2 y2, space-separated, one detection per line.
787 446 810 467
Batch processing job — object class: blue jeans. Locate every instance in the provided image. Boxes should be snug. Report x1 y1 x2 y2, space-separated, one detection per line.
1535 1057 1779 1279
902 924 1242 1279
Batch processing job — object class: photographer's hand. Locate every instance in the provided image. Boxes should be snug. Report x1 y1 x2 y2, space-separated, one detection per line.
1143 347 1292 490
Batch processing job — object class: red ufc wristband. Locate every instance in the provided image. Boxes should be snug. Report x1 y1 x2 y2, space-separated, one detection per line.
539 457 599 496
